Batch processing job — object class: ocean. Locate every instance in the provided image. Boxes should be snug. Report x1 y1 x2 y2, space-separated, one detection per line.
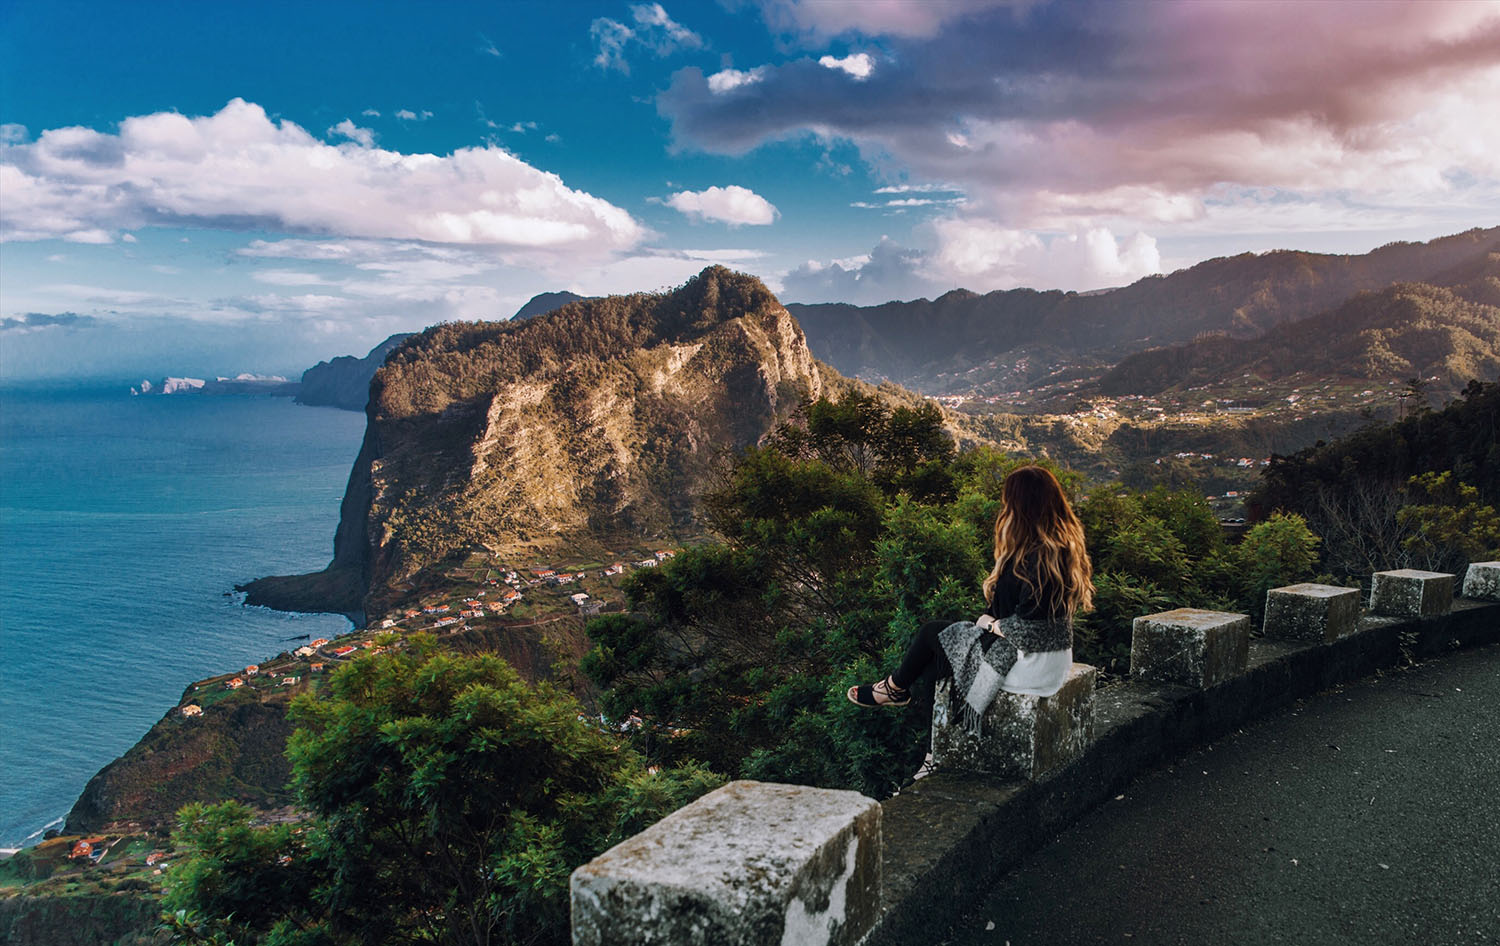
0 387 365 849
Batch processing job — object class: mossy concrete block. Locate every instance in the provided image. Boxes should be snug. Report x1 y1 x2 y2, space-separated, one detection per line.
931 663 1096 780
1131 608 1250 688
1264 583 1361 643
570 780 881 946
1462 562 1500 601
1370 569 1455 617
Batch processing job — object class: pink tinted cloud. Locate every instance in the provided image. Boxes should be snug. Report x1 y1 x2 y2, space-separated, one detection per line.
663 0 1500 227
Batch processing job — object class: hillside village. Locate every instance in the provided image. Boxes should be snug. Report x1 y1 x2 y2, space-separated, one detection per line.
1 547 685 901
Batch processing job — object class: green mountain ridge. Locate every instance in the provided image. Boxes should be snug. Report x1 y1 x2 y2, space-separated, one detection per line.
787 227 1500 393
1096 253 1500 399
295 332 414 412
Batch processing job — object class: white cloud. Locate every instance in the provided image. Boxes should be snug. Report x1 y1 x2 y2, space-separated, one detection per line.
328 119 375 148
509 121 538 134
478 33 501 58
874 183 961 195
781 236 942 304
755 0 1018 40
632 3 700 44
591 3 702 73
818 52 874 80
1 99 645 256
927 221 1161 292
591 18 636 72
663 185 779 226
361 108 381 118
852 196 964 209
708 66 768 94
394 109 433 121
252 269 335 287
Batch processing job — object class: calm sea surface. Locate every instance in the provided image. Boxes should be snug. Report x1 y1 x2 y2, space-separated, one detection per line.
0 387 364 848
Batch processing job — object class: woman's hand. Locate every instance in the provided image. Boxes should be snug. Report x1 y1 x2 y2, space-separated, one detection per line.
975 614 996 631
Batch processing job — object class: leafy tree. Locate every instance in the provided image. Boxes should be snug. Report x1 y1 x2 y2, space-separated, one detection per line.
163 802 325 946
584 394 1284 795
1396 472 1500 574
166 641 719 946
1232 513 1321 622
1254 378 1500 578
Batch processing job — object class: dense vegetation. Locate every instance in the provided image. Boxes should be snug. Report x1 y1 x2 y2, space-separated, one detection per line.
582 393 1320 798
1252 378 1500 578
373 266 792 419
163 640 719 946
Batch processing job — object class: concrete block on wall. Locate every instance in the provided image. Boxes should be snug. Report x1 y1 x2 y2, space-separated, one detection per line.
1264 583 1361 643
1131 608 1250 688
931 663 1096 780
1370 569 1455 618
1461 562 1500 601
571 780 881 946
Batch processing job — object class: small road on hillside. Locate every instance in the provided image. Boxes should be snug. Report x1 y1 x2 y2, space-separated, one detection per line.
939 643 1500 946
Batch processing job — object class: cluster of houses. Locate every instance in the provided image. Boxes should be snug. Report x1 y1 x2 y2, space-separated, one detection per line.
1165 451 1271 469
180 548 686 718
216 659 317 694
66 837 175 877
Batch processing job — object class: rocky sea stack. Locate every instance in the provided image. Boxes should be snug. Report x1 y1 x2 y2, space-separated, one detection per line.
241 266 848 619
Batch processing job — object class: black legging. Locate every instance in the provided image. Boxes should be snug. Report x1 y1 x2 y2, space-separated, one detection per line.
891 619 957 690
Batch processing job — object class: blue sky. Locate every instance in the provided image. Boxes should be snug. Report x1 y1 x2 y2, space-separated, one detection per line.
3 0 1499 380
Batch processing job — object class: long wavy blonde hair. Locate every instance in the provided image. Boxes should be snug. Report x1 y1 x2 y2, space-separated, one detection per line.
982 465 1094 617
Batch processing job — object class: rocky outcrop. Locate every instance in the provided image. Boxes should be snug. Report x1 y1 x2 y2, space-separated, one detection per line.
296 333 413 412
243 267 853 619
64 694 295 835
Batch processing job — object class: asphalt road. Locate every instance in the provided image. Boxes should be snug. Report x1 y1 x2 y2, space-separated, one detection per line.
940 643 1500 946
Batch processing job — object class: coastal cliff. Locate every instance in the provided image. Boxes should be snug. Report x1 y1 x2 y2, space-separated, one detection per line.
242 266 852 619
296 332 414 412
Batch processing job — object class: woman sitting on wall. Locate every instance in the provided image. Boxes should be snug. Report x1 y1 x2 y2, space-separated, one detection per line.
848 464 1094 739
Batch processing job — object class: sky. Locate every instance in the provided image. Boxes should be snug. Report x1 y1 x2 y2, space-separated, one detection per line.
2 0 1499 381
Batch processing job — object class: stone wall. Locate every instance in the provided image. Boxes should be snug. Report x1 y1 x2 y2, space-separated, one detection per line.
572 569 1500 946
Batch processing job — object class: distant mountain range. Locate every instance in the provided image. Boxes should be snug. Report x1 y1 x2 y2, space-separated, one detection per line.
512 289 589 320
786 227 1500 396
1095 251 1500 399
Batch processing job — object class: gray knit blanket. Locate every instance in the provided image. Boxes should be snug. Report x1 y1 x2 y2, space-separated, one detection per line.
937 614 1072 735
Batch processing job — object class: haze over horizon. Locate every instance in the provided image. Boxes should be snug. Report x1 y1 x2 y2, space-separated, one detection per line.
2 0 1499 380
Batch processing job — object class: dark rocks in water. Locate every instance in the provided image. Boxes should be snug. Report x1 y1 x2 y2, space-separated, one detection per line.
296 333 414 412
